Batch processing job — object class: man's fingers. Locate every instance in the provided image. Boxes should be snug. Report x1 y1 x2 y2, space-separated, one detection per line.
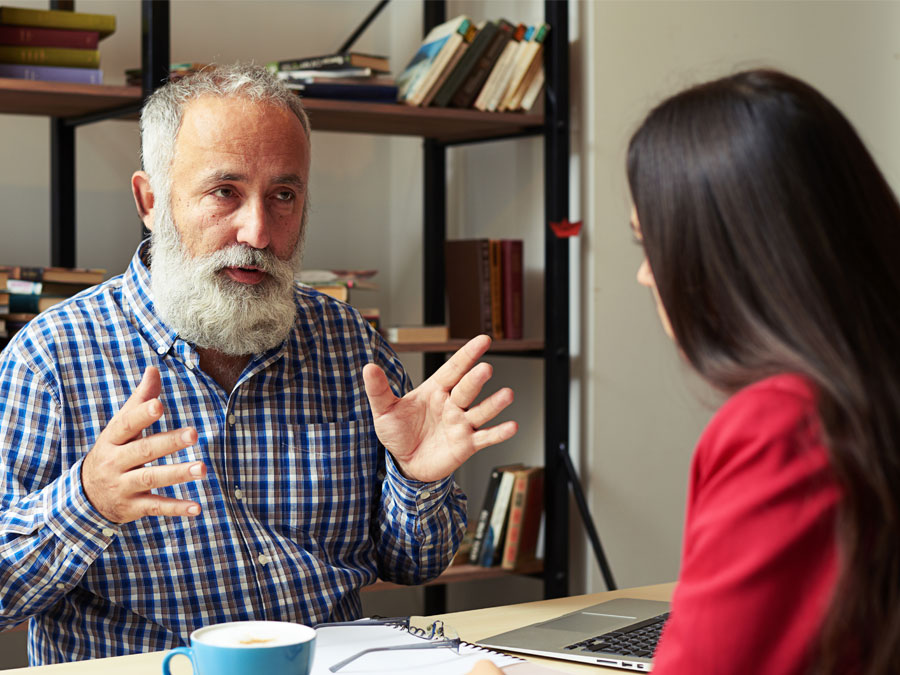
449 362 493 410
465 387 514 429
131 495 202 520
428 335 492 391
105 398 164 446
117 367 162 416
125 460 206 494
118 427 198 472
471 420 519 451
363 363 399 416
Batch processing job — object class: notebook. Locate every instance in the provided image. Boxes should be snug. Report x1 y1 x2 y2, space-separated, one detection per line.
312 622 524 674
476 598 671 672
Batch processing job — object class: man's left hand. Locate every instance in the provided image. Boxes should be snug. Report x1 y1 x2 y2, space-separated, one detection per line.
363 335 517 482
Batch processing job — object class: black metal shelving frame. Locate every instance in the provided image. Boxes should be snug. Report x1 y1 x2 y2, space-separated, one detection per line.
46 0 572 613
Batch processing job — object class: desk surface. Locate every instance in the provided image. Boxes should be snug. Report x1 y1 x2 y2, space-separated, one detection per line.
8 582 675 674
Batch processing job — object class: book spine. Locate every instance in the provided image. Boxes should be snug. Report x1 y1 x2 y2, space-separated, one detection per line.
450 21 513 108
481 468 518 566
0 63 101 84
432 21 497 108
469 468 503 564
519 66 545 112
406 18 471 107
0 45 100 68
500 240 523 340
445 239 493 339
0 7 115 37
473 28 523 112
502 469 544 570
501 472 528 569
276 54 349 71
0 25 99 49
489 240 503 339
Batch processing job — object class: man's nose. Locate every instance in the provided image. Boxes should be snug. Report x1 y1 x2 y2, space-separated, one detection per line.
234 197 271 250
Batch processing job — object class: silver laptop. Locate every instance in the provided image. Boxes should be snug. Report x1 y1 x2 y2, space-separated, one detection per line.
477 598 670 671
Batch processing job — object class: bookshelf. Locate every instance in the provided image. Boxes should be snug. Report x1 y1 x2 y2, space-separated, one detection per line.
33 0 572 614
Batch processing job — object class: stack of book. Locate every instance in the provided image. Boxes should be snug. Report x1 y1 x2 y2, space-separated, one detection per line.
0 5 115 84
445 239 523 340
125 62 207 87
468 464 544 569
396 16 549 112
266 51 396 102
0 265 105 347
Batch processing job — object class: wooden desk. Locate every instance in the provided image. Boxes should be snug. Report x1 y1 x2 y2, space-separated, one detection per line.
6 582 675 674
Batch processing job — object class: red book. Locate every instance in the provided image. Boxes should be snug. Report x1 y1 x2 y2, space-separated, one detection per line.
502 467 544 570
500 239 523 340
0 25 99 50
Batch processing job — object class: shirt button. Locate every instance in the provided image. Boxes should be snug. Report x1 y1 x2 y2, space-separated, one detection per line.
420 490 432 499
258 553 271 565
102 528 116 537
234 488 244 500
156 346 166 355
56 582 66 590
228 414 236 425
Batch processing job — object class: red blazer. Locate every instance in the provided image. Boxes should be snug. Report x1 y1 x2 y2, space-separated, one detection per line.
653 374 840 674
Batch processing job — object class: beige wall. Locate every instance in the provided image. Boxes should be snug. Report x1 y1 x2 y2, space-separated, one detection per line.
579 0 900 593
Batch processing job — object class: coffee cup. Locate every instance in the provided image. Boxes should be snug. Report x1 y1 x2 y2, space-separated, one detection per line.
161 620 316 675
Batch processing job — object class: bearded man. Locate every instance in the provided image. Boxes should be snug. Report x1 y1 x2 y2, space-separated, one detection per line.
0 64 516 666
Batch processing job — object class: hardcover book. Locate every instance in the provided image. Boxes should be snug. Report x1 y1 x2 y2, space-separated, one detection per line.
472 23 526 112
270 51 389 74
397 14 471 104
469 463 523 565
500 239 523 339
445 239 493 339
501 467 544 570
0 45 100 68
0 24 98 49
450 19 514 109
431 21 497 108
0 62 101 84
0 6 115 37
480 466 519 566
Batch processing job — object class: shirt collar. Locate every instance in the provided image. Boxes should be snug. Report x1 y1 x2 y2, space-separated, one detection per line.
122 239 180 357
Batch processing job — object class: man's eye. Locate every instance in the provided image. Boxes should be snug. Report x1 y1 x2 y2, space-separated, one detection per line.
274 191 295 202
212 187 235 198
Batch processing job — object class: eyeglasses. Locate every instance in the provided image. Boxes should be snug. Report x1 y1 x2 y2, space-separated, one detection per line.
314 616 461 673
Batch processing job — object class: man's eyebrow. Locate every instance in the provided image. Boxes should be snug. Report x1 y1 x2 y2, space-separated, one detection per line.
272 174 306 190
197 172 306 190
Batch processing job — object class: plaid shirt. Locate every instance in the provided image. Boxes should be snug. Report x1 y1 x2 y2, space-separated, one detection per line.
0 242 466 665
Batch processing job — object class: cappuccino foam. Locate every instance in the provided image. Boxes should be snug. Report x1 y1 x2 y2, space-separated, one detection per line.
194 621 314 648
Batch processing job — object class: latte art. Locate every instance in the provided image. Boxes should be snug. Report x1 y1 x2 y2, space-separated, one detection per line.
194 621 315 648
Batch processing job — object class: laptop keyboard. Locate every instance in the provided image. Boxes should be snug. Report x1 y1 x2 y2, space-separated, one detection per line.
563 612 670 659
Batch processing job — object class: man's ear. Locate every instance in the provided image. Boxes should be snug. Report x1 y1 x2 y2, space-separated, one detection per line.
131 171 156 231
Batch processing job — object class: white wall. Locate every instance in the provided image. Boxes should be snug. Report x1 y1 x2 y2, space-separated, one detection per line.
579 0 900 593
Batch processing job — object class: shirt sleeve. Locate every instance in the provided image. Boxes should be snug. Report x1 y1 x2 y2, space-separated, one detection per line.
0 342 118 628
652 379 839 675
365 332 468 585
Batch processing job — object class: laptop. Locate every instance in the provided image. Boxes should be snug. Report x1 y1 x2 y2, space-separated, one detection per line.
476 598 671 671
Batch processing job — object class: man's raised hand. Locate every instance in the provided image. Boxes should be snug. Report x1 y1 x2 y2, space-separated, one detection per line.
363 335 517 482
81 367 205 523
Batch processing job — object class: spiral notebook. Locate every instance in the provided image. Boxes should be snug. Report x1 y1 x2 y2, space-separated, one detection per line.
312 623 524 674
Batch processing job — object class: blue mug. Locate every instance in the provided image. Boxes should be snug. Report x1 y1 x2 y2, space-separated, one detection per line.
162 620 316 675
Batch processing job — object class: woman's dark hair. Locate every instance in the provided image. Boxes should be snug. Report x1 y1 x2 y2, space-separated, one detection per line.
627 69 900 673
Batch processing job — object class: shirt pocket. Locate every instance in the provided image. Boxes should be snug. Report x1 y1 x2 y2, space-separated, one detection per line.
273 421 378 552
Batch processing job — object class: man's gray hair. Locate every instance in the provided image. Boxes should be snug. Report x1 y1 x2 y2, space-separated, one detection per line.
139 63 311 202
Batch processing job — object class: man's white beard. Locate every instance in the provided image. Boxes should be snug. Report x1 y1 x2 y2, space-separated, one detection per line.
149 203 303 356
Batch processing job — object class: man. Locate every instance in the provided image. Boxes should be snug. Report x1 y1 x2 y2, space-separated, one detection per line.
0 64 516 665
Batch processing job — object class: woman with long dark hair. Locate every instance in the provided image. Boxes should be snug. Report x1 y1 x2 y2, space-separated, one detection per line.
472 69 900 674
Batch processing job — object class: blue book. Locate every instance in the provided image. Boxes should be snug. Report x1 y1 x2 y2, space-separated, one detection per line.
0 62 102 84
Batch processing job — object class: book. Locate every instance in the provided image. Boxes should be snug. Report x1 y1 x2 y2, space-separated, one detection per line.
501 467 544 569
3 277 94 295
489 239 503 339
397 14 471 105
0 24 98 49
0 6 115 38
481 24 533 113
0 291 8 314
505 52 542 112
385 325 449 343
0 45 99 68
0 62 101 84
472 23 527 112
518 64 545 112
445 239 493 339
282 80 398 102
8 292 66 314
450 19 514 109
431 21 497 108
418 22 475 108
0 265 105 284
303 284 348 302
269 51 389 74
498 23 549 112
468 463 523 565
480 465 520 566
274 66 379 81
500 239 523 339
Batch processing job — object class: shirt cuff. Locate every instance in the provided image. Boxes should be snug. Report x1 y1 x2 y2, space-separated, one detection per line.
384 452 454 515
43 457 121 559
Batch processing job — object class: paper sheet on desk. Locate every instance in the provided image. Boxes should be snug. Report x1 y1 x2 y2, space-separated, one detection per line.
312 624 523 674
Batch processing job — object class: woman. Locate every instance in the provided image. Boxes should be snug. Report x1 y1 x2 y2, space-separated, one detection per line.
472 69 900 674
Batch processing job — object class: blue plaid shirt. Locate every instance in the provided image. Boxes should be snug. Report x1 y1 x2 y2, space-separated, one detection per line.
0 242 466 665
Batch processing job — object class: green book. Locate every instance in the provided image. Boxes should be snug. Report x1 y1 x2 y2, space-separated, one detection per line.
0 45 100 68
0 6 115 38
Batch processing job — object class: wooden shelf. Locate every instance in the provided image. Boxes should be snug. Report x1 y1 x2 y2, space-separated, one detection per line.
363 560 543 593
389 338 544 354
0 79 543 141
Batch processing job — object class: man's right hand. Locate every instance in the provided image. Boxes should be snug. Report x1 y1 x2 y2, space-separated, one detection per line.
81 366 206 523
